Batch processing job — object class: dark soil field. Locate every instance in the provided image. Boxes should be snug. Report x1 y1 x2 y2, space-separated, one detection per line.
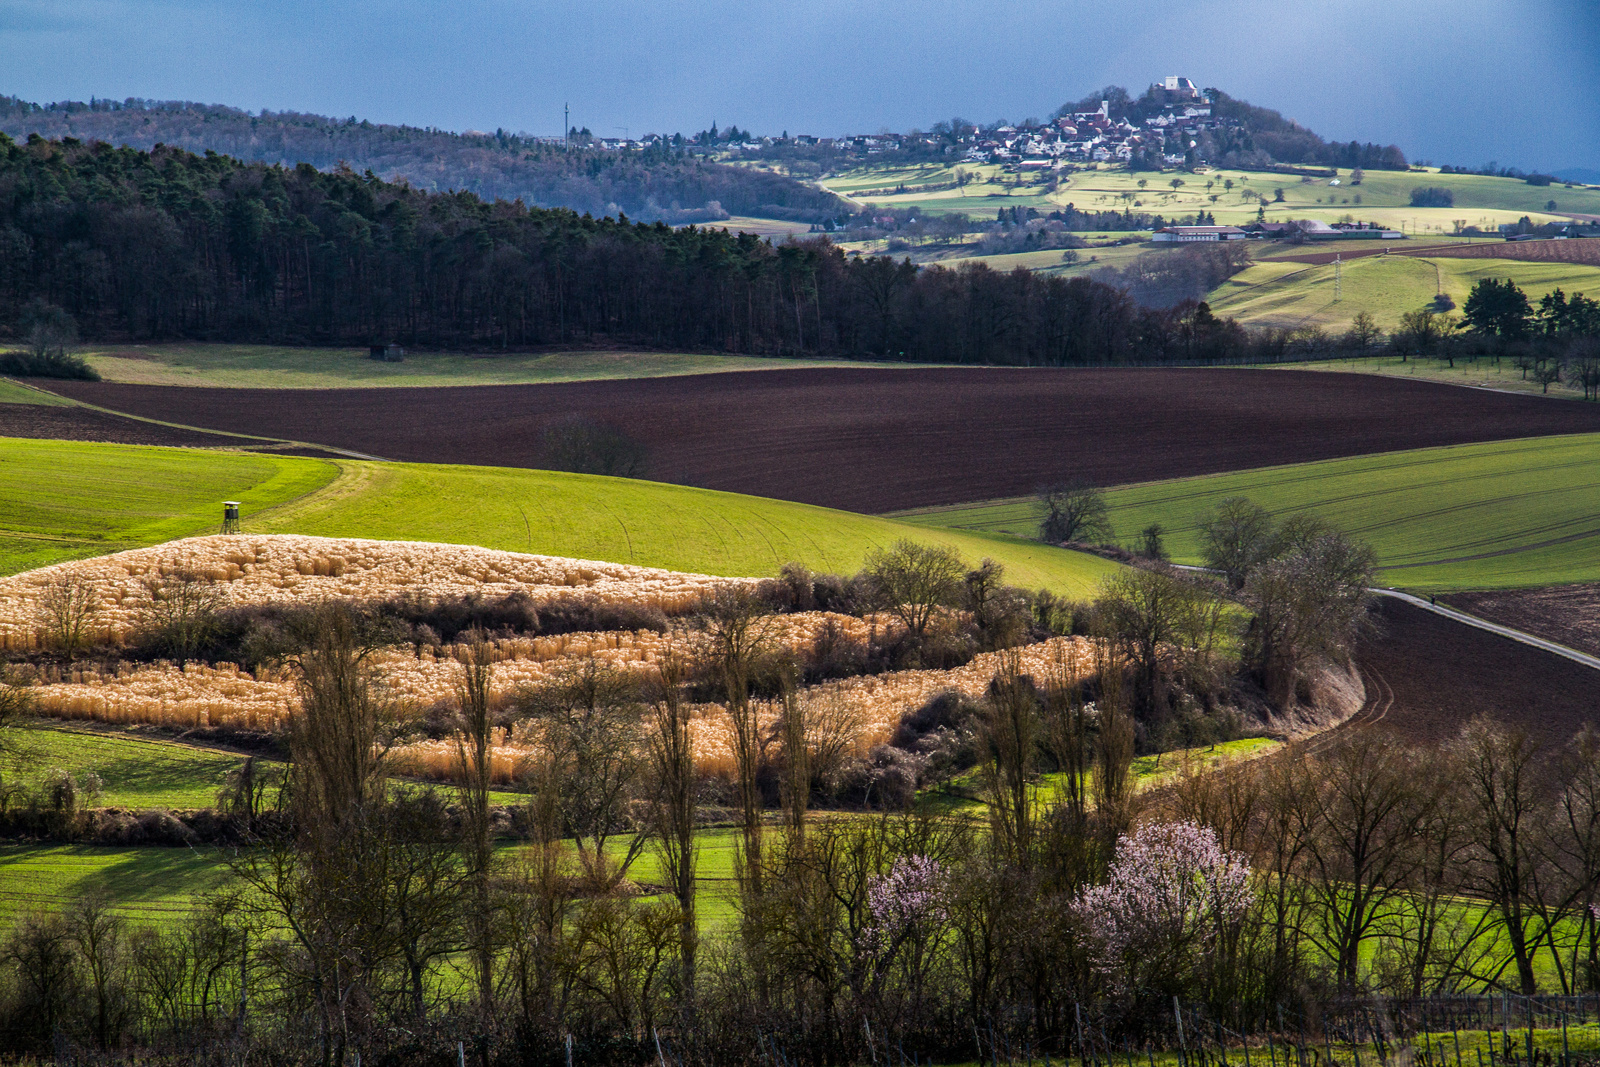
1354 598 1600 750
1442 585 1600 659
47 368 1600 513
0 401 260 450
1276 238 1600 267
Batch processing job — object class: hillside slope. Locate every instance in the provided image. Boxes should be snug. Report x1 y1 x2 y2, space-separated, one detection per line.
900 433 1600 592
0 438 1118 595
0 96 842 223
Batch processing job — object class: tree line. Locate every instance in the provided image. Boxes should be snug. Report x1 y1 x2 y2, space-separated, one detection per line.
0 96 844 224
0 135 1286 364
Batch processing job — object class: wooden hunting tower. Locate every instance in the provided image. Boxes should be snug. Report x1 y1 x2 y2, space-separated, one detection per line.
222 501 241 534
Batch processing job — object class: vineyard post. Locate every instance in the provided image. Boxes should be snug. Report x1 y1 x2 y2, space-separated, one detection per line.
1525 998 1533 1065
1176 999 1188 1067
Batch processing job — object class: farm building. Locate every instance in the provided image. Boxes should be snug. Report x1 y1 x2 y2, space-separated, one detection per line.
1152 225 1247 243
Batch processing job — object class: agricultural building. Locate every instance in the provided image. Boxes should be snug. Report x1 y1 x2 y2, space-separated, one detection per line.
1152 225 1247 242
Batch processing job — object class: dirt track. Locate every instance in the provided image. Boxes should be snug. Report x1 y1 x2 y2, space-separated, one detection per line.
0 402 261 450
47 368 1600 513
1354 598 1600 750
1441 585 1600 659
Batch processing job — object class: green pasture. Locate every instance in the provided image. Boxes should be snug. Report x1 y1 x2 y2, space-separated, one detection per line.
248 459 1118 594
0 378 72 405
0 439 1119 595
3 723 252 809
897 432 1600 592
0 439 339 575
1209 254 1600 331
1275 352 1599 402
0 843 225 926
821 162 1596 231
77 344 896 390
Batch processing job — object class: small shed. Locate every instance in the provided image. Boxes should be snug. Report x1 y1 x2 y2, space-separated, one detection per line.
369 343 406 362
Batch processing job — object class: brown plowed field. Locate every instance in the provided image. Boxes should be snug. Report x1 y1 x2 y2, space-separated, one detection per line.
1441 585 1600 659
0 402 261 450
1413 239 1600 265
1354 598 1600 750
49 368 1600 512
1276 238 1600 267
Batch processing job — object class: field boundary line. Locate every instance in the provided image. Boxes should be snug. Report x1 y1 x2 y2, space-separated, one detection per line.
1374 589 1600 672
17 383 392 461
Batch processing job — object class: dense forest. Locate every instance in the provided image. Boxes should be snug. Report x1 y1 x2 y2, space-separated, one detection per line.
0 96 844 223
0 134 1263 363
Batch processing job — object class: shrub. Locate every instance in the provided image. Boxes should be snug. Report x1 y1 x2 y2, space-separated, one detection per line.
1409 186 1454 207
540 415 648 477
0 350 99 380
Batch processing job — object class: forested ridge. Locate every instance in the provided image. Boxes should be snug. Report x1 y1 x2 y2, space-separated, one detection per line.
0 134 1253 363
0 96 843 223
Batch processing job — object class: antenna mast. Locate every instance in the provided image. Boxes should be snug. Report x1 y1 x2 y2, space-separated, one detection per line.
564 103 569 152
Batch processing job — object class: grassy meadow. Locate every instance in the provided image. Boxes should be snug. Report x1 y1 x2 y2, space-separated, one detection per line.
0 379 72 405
1209 252 1600 331
0 439 340 575
898 432 1600 592
0 438 1119 594
821 161 1598 232
1276 352 1600 402
75 345 903 389
2 723 254 809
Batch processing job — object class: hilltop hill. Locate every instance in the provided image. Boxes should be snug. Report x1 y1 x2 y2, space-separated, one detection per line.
0 95 844 223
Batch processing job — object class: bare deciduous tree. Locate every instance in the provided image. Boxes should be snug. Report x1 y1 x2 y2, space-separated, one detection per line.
36 572 99 661
861 539 966 642
453 632 496 1023
644 641 698 1007
520 657 647 890
1242 530 1375 708
1037 481 1112 544
699 586 779 890
141 570 225 669
1197 496 1278 590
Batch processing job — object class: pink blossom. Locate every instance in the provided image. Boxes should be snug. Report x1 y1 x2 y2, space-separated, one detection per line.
862 855 947 954
1078 821 1252 989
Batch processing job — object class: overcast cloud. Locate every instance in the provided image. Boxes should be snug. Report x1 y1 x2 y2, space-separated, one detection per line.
2 0 1596 170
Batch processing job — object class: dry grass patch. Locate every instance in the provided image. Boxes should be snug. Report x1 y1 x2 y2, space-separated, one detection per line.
0 534 754 650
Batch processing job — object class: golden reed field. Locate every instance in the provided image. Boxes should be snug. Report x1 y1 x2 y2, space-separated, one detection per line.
4 535 1092 782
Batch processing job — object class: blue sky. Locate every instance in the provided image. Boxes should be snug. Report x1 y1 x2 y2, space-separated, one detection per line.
2 0 1596 170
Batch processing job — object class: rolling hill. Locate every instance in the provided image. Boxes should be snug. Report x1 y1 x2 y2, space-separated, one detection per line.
898 433 1600 592
0 437 1119 595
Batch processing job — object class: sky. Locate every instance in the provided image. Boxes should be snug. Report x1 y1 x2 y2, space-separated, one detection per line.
2 0 1597 172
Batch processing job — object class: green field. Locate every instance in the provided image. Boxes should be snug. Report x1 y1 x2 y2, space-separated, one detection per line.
76 344 903 389
898 433 1600 592
0 378 72 405
821 161 1597 232
0 843 225 925
0 438 1119 594
0 439 340 574
3 723 253 809
1209 253 1600 331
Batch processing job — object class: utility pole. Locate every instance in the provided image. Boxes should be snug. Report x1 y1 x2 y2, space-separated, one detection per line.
1334 253 1342 302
